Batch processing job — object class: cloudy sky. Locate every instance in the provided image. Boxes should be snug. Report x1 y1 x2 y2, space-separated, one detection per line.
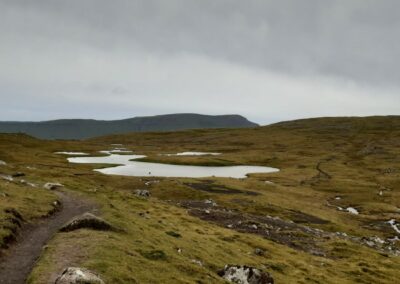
1 0 399 124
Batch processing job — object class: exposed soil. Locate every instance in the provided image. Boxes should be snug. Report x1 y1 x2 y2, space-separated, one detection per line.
288 210 330 225
180 199 400 258
184 180 260 196
189 206 328 257
0 190 95 284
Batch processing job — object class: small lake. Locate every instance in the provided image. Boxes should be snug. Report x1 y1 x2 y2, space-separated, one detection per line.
68 153 279 178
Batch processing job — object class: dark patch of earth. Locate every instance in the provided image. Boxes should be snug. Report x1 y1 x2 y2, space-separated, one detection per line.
184 180 260 196
180 199 400 258
180 199 327 257
288 210 330 225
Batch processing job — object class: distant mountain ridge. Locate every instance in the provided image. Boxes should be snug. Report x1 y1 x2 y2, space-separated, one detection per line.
0 113 258 140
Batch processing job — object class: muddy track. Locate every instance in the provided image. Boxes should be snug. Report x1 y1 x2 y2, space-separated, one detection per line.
0 190 95 284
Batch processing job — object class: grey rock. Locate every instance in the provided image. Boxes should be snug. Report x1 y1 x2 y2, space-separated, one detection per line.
55 267 104 284
44 182 64 190
20 180 37 187
60 213 114 232
218 265 274 284
0 174 13 182
254 248 265 256
134 189 151 198
0 160 6 166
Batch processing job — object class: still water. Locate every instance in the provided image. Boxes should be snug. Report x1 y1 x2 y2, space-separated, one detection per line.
68 152 279 178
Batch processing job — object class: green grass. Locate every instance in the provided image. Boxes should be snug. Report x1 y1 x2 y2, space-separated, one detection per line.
0 181 57 248
0 116 399 283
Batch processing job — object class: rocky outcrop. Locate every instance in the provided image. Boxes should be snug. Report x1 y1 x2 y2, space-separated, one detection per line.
44 183 64 190
55 267 104 284
0 174 13 182
60 213 114 232
254 248 265 256
134 189 151 198
218 265 274 284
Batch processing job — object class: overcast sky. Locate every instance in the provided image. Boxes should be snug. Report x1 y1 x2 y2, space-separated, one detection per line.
1 0 399 124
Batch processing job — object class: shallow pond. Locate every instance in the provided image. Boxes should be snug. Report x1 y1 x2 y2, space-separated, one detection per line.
68 153 279 178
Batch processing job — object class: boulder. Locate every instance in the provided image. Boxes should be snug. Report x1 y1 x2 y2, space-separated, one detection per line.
20 180 37 187
44 182 64 190
60 213 114 232
55 267 104 284
254 248 265 256
218 265 274 284
134 189 151 198
0 174 13 182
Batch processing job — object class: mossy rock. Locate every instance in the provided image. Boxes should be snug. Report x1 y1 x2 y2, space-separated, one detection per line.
140 250 167 261
60 213 114 232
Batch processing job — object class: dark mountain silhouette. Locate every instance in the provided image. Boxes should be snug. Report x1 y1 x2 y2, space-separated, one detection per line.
0 113 258 140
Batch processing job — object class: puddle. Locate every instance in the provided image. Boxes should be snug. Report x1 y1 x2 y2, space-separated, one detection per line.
68 153 279 178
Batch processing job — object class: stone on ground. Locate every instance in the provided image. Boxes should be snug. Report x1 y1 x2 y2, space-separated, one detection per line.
134 189 151 198
60 212 114 232
218 265 274 284
44 182 64 190
55 267 104 284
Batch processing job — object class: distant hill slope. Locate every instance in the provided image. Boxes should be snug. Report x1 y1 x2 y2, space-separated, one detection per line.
0 113 258 140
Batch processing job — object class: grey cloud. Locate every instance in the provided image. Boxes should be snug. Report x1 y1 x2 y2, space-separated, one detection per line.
0 0 399 123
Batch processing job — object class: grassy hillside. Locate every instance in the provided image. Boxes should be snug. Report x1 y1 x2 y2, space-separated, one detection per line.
0 113 258 140
0 116 399 283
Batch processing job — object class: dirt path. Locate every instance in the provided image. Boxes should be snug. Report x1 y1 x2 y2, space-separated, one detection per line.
0 190 95 284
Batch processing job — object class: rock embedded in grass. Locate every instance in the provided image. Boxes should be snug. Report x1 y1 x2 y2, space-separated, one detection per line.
254 248 265 256
0 174 14 182
60 212 114 232
134 189 151 198
20 179 37 187
165 231 182 238
44 182 64 190
55 267 104 284
218 265 274 284
140 249 167 260
191 259 203 266
11 172 25 177
346 207 359 215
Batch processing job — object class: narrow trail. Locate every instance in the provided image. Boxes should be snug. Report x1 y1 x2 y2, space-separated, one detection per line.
0 190 95 284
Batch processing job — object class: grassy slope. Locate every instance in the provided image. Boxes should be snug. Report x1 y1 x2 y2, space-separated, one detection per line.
0 116 399 283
